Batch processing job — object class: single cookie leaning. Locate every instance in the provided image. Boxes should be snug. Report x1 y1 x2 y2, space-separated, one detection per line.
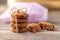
45 23 55 31
27 23 41 33
38 22 55 31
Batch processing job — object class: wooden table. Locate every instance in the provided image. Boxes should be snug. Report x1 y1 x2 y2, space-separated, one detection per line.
0 10 60 40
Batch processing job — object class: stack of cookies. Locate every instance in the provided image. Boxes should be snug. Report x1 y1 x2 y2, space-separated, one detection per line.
10 9 29 33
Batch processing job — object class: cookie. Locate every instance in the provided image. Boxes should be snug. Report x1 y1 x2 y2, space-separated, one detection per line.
10 27 27 33
10 27 16 33
38 22 55 31
45 23 55 31
19 27 27 33
28 23 41 33
10 23 28 28
38 22 48 29
10 18 28 23
11 11 28 19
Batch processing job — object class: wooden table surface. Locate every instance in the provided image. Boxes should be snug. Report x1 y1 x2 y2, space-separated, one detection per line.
0 10 60 40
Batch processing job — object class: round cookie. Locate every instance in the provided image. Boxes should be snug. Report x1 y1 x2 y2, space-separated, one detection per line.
10 18 28 23
27 23 41 33
10 23 28 28
38 22 48 29
10 27 16 33
18 27 27 33
11 11 28 19
10 27 27 33
45 23 55 31
38 22 55 31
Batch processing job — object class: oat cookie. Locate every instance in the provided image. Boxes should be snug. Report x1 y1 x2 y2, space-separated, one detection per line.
38 22 55 31
28 23 41 33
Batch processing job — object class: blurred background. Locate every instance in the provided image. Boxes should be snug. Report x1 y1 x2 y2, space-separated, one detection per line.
0 0 7 14
0 0 60 23
0 0 60 22
0 0 60 13
0 0 60 11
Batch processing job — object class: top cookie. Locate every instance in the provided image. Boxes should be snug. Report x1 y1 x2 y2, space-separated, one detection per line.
11 10 29 19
